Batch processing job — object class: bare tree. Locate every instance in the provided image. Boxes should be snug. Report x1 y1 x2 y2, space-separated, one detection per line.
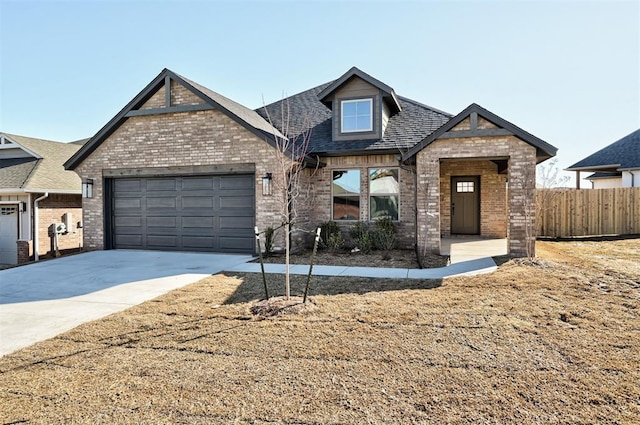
536 159 570 239
262 98 316 300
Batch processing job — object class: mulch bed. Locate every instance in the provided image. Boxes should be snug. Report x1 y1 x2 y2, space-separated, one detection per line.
255 248 449 269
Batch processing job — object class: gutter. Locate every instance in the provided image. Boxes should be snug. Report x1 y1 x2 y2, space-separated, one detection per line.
33 192 49 261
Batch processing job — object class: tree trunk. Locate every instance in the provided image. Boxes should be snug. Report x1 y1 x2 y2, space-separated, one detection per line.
285 221 291 300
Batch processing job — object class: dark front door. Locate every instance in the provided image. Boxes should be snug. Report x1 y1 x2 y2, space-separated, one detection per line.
109 174 255 254
451 176 480 235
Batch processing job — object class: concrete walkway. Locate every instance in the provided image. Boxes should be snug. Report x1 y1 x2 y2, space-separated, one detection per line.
0 250 253 356
226 238 507 279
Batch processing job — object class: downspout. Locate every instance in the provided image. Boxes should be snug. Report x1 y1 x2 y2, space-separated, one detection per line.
398 160 423 269
33 192 49 261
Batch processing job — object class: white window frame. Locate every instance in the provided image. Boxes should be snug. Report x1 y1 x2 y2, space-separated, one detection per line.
341 99 373 133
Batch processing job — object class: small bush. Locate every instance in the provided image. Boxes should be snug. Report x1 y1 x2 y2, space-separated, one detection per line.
319 221 341 250
263 227 275 257
373 217 397 251
326 232 345 253
349 221 374 254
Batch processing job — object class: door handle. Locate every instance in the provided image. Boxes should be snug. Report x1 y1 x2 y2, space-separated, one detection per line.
452 203 455 215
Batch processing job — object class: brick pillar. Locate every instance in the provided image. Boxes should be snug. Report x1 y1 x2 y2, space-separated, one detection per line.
16 240 31 264
417 154 441 254
507 149 537 257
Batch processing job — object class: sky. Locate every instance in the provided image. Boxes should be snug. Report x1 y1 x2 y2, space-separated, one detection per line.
1 0 638 186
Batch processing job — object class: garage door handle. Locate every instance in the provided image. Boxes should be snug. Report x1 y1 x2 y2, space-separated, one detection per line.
452 203 455 216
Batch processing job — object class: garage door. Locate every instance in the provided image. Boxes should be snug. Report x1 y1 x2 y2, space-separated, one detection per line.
0 206 18 265
110 175 255 253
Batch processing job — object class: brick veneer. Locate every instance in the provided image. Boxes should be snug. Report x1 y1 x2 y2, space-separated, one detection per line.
75 83 286 251
439 160 507 238
16 240 30 264
34 193 83 259
301 154 416 249
416 135 536 256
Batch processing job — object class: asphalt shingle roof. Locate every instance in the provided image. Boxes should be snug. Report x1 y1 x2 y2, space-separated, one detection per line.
567 128 640 171
256 82 452 155
0 133 82 192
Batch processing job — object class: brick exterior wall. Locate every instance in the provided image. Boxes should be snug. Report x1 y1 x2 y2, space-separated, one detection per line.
439 160 507 238
416 135 536 257
34 193 83 259
299 154 416 249
16 240 30 264
75 84 287 251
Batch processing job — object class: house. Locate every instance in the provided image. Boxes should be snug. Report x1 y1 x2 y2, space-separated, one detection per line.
64 67 557 257
566 128 640 189
0 133 85 265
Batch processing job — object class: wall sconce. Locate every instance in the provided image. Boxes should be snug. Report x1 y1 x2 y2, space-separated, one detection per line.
82 178 94 198
262 173 272 196
20 201 27 213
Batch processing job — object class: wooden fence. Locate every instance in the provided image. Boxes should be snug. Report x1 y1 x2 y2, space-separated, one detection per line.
536 187 640 238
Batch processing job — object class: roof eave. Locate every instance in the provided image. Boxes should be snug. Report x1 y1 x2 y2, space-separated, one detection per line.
565 164 621 172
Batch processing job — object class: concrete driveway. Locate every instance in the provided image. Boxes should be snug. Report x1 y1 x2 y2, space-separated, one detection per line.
0 250 253 356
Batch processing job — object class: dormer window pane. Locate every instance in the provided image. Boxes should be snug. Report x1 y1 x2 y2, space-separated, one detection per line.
341 99 372 133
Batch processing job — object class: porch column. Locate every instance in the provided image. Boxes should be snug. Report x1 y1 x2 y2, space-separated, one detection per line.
507 147 537 257
416 154 441 254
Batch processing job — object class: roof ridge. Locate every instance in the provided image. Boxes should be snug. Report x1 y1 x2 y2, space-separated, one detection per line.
257 81 335 111
20 158 43 189
396 96 453 117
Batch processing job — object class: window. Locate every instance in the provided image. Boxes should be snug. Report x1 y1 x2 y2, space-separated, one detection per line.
341 99 373 133
332 170 360 220
456 181 475 193
369 168 399 220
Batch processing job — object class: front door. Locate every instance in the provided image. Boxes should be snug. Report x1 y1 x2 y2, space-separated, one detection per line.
451 176 480 235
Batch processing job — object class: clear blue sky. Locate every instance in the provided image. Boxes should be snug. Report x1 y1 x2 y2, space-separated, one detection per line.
1 0 638 185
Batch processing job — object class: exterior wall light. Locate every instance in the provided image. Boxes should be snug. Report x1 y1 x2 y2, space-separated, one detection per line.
262 173 272 196
82 178 94 198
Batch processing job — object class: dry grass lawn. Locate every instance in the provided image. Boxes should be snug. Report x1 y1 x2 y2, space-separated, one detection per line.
1 239 638 424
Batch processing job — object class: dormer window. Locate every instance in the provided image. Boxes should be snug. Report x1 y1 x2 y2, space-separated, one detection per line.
341 99 373 133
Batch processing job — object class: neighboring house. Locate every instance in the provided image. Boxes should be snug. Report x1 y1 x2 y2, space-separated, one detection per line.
566 128 640 189
0 133 84 265
64 67 557 257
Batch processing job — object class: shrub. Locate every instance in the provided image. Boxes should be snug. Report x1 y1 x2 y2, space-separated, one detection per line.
263 226 275 257
349 221 374 254
373 217 397 251
319 221 342 251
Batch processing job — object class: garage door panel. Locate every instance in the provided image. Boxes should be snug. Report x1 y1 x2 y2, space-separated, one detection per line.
182 236 215 249
182 178 214 190
182 216 214 228
115 198 142 209
146 179 176 191
114 216 142 227
111 174 254 254
220 216 253 230
115 234 143 246
182 196 214 209
147 216 176 228
220 236 254 251
220 175 253 190
220 196 254 209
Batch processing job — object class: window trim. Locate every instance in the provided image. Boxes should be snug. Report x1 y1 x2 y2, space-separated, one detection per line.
340 98 373 133
368 167 400 221
332 169 361 221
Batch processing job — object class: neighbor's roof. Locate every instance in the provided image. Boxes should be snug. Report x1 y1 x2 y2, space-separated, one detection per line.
585 171 622 180
0 133 82 193
567 128 640 171
257 82 452 156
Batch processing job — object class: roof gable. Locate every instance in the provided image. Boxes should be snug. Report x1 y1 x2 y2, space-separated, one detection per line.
401 103 557 163
0 133 81 192
317 67 402 114
566 128 640 171
0 134 42 160
65 69 284 170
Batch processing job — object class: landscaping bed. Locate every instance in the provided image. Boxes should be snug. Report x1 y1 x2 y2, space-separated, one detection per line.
254 248 449 269
1 239 638 423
